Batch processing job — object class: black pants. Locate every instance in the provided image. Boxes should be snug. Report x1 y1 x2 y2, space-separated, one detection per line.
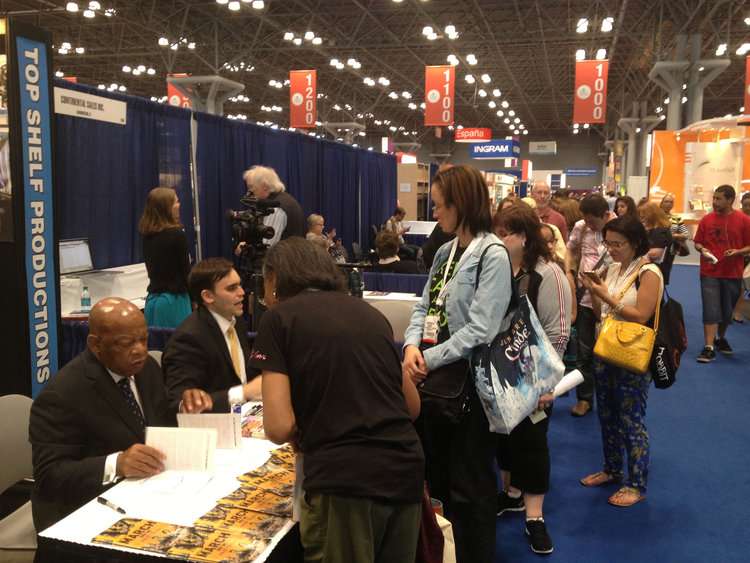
496 403 553 494
417 388 498 563
574 305 597 404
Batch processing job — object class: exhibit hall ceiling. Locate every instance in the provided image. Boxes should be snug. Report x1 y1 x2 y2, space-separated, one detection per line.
2 0 749 148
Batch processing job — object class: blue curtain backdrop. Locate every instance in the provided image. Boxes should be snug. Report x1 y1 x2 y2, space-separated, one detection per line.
54 81 398 268
358 150 397 247
194 113 397 260
54 79 194 269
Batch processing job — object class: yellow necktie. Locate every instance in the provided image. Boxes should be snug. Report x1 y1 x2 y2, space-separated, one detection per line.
227 324 242 382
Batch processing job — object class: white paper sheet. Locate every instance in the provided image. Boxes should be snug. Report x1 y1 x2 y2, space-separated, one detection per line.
145 426 216 471
177 413 242 449
553 370 585 398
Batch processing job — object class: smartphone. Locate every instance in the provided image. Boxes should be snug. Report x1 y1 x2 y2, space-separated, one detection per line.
583 271 602 284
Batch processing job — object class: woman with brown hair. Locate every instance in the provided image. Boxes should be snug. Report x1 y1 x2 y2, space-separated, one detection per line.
639 202 673 283
491 204 571 554
403 164 512 563
139 187 191 328
614 195 638 219
558 198 583 237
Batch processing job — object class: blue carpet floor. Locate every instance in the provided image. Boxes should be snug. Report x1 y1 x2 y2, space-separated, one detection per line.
494 264 750 562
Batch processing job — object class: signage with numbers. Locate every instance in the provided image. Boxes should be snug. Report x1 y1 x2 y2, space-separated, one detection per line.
290 70 316 128
573 60 608 124
425 65 455 126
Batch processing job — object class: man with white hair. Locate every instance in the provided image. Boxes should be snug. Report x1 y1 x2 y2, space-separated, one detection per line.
243 165 305 246
530 181 568 243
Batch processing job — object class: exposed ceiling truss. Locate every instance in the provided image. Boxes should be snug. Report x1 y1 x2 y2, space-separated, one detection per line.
1 0 748 151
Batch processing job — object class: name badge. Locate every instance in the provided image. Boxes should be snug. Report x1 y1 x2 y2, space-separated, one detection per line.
422 315 440 344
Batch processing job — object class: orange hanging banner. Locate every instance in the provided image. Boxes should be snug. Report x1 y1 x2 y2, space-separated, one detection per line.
573 60 608 124
744 56 750 114
425 65 455 126
289 70 316 128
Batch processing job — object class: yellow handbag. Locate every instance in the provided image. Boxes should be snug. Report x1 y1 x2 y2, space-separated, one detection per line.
593 264 663 374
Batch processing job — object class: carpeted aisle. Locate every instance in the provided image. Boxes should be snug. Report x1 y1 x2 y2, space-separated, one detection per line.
494 264 750 562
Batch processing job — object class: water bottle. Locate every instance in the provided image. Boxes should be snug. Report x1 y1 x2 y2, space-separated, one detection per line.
80 286 91 311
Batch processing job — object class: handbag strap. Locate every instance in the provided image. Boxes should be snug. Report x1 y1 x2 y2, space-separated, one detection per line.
608 260 664 331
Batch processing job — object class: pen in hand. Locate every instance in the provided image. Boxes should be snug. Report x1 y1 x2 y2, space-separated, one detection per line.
97 496 126 514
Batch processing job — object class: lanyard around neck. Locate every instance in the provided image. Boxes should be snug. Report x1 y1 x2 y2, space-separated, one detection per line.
436 234 483 307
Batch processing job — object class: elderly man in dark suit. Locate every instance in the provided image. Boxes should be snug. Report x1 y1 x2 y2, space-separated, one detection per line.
29 298 211 532
163 257 262 413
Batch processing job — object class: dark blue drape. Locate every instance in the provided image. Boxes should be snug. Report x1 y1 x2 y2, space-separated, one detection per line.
363 272 429 296
359 150 397 245
194 113 395 259
54 79 194 269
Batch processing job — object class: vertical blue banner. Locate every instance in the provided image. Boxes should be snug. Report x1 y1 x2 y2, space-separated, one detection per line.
17 36 58 397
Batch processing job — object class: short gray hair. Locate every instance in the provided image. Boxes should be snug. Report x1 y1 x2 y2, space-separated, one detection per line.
242 165 285 193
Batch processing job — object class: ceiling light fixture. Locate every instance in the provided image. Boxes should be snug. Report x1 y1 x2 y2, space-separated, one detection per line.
83 9 95 17
576 49 585 61
596 48 607 59
481 74 491 83
228 2 241 10
284 32 294 41
576 18 588 33
251 0 264 8
465 74 475 83
601 17 614 32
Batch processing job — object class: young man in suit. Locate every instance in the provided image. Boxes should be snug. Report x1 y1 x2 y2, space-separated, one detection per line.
163 257 262 412
29 298 210 532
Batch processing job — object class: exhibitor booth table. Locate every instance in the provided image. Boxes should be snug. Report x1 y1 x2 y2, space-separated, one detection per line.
37 429 303 562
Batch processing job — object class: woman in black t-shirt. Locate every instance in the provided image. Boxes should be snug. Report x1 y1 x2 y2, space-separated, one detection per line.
139 187 191 328
251 237 424 563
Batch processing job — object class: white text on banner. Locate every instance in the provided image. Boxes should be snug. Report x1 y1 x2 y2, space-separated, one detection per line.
425 66 454 126
290 70 316 129
573 60 608 124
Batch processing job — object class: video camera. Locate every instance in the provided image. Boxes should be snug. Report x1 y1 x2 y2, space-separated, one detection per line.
226 193 280 263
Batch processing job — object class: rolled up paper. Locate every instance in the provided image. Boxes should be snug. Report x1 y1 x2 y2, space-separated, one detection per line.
552 370 584 398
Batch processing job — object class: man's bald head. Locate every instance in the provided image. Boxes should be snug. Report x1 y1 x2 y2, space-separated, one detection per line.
531 181 552 211
87 298 149 377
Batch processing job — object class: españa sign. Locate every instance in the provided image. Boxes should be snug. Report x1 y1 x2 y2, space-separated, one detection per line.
470 139 520 159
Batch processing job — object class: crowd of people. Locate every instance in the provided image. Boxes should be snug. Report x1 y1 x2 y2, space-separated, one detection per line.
28 163 750 563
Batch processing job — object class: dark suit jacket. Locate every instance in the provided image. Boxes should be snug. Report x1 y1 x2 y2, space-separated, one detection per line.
162 306 255 413
29 349 174 532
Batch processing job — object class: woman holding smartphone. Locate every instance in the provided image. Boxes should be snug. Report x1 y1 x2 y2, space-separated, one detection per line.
579 215 663 507
402 164 512 563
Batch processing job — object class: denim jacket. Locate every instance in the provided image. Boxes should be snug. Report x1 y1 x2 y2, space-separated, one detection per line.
404 232 512 369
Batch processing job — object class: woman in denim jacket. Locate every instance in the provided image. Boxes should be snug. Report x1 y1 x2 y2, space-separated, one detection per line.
403 164 511 563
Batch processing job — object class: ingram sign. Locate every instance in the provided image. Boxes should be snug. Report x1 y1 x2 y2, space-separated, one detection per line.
470 139 520 159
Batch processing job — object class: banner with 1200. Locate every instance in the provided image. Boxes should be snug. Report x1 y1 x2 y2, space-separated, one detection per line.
289 70 316 129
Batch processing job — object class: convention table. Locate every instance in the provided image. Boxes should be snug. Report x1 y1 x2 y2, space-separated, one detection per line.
36 436 302 562
60 262 149 314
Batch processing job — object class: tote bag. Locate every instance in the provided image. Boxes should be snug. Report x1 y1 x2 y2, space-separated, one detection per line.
473 256 566 434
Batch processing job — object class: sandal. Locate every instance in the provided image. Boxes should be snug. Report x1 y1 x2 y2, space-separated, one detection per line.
608 486 646 507
580 471 613 487
733 314 744 323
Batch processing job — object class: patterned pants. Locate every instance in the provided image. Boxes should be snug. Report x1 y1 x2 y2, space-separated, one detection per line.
593 359 652 494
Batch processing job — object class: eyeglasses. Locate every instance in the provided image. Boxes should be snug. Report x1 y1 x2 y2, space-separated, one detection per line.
603 239 628 249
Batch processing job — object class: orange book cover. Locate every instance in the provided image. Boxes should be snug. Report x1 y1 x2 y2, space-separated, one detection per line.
195 505 287 538
267 444 296 470
92 518 190 554
167 527 269 562
218 485 293 517
237 463 294 497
